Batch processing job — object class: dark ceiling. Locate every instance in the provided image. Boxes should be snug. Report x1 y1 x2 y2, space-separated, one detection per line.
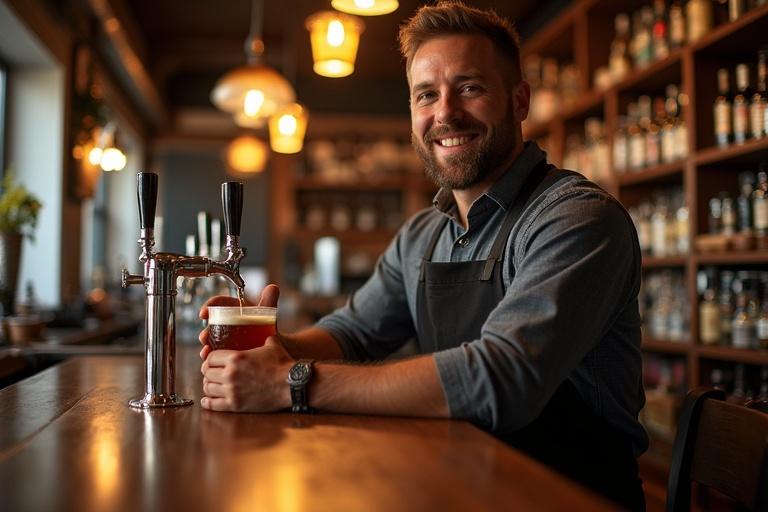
89 0 572 128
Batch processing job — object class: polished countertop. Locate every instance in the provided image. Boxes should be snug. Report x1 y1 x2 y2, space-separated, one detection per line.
0 347 616 511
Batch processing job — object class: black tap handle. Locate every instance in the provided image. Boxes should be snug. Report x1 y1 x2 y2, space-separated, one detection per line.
137 172 158 230
222 182 243 237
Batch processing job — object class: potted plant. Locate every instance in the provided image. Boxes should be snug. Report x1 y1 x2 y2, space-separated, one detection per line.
0 172 42 317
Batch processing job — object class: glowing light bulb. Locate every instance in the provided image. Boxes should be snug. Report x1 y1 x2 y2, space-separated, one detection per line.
327 20 345 47
277 114 297 136
88 147 103 166
354 0 375 7
244 89 265 117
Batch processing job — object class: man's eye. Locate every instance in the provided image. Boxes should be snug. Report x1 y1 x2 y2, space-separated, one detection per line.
416 92 436 103
461 85 481 94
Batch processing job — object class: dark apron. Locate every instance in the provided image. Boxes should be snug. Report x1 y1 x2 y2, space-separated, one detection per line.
416 163 645 511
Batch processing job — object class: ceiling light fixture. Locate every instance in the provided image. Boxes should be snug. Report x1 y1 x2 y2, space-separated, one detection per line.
306 11 365 78
211 0 295 127
225 135 269 174
268 103 309 154
331 0 398 16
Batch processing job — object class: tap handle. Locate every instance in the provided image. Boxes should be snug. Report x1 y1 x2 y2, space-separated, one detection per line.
222 182 243 237
137 172 158 230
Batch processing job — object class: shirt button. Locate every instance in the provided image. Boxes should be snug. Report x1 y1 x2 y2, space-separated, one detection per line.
457 236 470 248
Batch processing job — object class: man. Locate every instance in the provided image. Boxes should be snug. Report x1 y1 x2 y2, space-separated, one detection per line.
200 2 647 509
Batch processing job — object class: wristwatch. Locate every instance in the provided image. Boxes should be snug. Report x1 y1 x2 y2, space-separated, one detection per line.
286 359 315 413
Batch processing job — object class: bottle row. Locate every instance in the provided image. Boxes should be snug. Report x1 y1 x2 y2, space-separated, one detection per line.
703 167 768 250
698 267 768 349
299 192 404 233
524 56 582 125
629 188 690 258
598 0 766 90
641 270 692 341
714 51 768 148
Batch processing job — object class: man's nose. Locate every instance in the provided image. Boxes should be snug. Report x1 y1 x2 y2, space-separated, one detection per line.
434 94 463 125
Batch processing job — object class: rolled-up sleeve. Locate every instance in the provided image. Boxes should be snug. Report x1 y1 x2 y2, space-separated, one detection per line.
434 188 641 431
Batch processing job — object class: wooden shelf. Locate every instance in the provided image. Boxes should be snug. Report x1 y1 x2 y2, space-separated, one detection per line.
696 345 768 366
642 338 691 355
611 48 683 95
694 137 768 166
560 89 604 122
691 3 768 55
642 256 687 268
616 161 685 187
695 251 768 265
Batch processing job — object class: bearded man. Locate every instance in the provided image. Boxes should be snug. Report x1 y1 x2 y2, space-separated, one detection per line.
199 2 647 510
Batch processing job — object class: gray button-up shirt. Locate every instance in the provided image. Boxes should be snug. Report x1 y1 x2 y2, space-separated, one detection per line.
317 141 648 456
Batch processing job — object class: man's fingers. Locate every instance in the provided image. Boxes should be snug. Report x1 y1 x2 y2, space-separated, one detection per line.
201 397 231 411
199 345 212 360
258 284 280 307
202 367 228 382
203 381 226 398
199 327 210 345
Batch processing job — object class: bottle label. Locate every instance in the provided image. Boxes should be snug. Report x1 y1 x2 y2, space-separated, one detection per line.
715 103 732 138
661 129 676 163
758 318 768 340
754 199 768 230
733 102 749 143
751 101 766 138
732 324 753 349
630 135 645 169
646 133 660 166
700 302 721 344
613 136 628 172
675 124 688 159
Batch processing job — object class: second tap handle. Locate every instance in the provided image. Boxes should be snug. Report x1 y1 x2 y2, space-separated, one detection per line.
222 182 243 237
137 172 158 230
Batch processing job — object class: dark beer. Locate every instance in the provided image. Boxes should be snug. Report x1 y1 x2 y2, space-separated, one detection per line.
208 306 277 350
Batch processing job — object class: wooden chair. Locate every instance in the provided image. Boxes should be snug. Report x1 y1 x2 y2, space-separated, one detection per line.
666 387 768 512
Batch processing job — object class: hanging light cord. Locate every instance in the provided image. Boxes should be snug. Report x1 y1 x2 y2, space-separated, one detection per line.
245 0 265 63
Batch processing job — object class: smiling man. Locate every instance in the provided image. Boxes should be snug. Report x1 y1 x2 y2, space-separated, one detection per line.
199 2 647 510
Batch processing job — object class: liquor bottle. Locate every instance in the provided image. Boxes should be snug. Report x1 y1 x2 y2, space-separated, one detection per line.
538 58 559 123
686 0 714 42
757 274 768 349
646 97 664 167
613 115 629 173
633 7 654 68
753 171 768 247
729 0 746 21
721 195 737 235
637 203 653 254
714 68 733 147
713 0 730 25
652 0 670 61
628 102 646 171
651 196 670 256
700 284 722 345
668 1 686 49
662 85 680 163
609 13 632 83
675 193 690 254
737 172 755 233
732 287 756 348
751 50 767 140
708 196 723 234
733 64 753 145
719 270 736 344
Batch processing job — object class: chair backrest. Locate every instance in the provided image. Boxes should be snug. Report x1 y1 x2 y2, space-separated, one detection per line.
666 387 768 512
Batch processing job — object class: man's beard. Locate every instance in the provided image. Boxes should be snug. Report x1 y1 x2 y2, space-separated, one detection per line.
412 118 516 190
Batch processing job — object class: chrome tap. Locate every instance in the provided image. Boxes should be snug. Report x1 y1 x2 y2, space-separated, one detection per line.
122 172 247 408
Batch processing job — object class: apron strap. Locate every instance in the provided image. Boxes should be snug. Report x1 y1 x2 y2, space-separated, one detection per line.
480 165 578 281
419 216 450 281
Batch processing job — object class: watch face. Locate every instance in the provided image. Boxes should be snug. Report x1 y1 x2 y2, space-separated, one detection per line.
288 363 311 384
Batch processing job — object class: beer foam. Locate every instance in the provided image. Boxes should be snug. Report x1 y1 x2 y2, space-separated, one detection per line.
208 307 276 326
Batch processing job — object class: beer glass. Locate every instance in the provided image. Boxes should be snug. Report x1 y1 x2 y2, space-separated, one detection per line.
207 306 277 350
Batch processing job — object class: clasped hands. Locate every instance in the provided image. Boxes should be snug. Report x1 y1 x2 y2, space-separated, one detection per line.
198 284 294 412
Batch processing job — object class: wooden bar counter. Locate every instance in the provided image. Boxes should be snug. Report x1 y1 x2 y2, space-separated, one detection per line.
0 347 616 511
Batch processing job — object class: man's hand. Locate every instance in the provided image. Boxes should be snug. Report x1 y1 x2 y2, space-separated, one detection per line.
200 335 294 412
198 284 280 360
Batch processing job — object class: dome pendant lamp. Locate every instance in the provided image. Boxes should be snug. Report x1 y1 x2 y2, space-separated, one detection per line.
211 0 295 127
331 0 398 16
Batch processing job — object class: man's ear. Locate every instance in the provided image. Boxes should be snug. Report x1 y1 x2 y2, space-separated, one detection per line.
511 80 531 122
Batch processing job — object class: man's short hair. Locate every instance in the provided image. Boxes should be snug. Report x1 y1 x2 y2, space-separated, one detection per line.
398 1 523 84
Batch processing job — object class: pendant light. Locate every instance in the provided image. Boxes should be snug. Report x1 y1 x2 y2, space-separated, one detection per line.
211 0 295 127
225 135 269 174
306 11 364 78
268 102 309 154
332 0 398 16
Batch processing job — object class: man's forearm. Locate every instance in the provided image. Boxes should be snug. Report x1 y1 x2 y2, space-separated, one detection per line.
280 326 346 360
310 355 450 418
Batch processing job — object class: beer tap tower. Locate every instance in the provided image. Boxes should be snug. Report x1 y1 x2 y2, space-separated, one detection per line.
122 172 246 408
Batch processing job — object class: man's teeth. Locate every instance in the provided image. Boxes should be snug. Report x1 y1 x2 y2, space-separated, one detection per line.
438 136 470 147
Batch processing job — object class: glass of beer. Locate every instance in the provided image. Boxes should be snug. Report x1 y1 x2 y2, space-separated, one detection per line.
207 306 277 350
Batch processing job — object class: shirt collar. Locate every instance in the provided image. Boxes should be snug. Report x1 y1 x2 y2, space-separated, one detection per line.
431 141 548 217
